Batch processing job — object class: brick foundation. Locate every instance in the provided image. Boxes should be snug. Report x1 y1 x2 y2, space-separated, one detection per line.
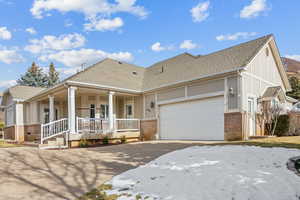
224 112 244 141
140 119 157 141
24 124 41 141
4 126 15 140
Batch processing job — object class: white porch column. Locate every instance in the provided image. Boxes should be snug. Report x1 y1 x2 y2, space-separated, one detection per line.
48 95 55 122
108 91 115 130
68 86 77 134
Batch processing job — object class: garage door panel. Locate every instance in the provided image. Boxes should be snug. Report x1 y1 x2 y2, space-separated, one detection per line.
159 96 224 140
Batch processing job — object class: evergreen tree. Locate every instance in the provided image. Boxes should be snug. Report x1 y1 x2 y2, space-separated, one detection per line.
47 62 60 87
17 62 48 87
287 76 300 100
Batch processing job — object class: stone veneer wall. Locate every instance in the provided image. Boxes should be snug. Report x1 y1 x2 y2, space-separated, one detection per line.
24 124 41 141
224 112 244 141
140 119 157 141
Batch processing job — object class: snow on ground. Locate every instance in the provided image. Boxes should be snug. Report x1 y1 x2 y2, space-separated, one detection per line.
104 146 300 200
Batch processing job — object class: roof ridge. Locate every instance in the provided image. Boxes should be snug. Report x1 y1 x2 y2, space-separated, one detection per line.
202 34 273 58
147 52 197 68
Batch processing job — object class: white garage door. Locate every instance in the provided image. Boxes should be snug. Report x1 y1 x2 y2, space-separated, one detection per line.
159 96 224 140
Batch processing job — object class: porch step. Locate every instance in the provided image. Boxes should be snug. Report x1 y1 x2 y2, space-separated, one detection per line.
39 137 68 150
39 144 68 150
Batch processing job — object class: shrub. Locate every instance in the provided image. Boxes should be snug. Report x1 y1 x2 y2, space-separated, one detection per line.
79 139 88 148
274 115 290 136
102 136 109 145
120 135 127 144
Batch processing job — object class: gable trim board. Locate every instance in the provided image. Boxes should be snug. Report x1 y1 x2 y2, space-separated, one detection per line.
244 38 290 92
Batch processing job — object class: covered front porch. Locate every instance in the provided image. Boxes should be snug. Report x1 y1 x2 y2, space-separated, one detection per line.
34 85 142 146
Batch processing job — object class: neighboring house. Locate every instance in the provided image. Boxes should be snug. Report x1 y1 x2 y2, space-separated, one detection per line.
1 34 294 147
1 86 45 141
282 57 300 79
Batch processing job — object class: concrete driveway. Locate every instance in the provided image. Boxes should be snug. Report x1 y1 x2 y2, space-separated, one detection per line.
0 142 199 200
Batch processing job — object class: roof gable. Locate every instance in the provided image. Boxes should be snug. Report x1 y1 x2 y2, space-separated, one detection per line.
3 85 45 103
67 59 146 91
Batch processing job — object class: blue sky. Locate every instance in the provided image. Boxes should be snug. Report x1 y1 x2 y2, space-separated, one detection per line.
0 0 300 91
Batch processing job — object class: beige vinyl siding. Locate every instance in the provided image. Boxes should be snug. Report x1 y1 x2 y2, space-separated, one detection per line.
187 79 224 97
24 101 40 125
247 43 285 91
242 43 286 111
227 76 238 110
157 87 185 102
144 94 156 119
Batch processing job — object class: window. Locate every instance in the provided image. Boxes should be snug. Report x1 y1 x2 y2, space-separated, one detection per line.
126 105 132 115
44 108 49 123
90 104 95 118
265 47 269 57
100 104 109 119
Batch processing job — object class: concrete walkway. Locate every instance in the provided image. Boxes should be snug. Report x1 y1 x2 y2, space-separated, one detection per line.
0 142 200 200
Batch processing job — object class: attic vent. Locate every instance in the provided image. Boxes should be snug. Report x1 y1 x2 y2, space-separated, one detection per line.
132 71 138 75
265 47 269 57
159 66 164 73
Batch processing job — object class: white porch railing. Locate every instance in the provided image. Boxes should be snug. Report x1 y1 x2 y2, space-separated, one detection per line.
76 117 109 133
115 118 140 132
41 118 68 144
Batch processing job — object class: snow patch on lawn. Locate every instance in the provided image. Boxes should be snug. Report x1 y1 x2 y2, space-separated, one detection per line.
104 146 300 200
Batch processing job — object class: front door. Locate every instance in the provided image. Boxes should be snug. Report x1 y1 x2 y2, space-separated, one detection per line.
125 104 133 119
248 98 256 136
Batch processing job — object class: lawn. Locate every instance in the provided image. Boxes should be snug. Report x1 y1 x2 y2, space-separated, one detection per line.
0 140 20 148
226 136 300 149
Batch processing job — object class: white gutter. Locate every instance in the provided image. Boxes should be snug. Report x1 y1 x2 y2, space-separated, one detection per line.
66 81 142 94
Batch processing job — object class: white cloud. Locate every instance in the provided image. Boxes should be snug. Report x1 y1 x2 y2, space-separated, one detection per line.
25 33 86 54
151 42 174 52
190 1 210 23
0 26 12 40
0 80 17 88
38 48 133 67
30 0 148 19
285 55 300 62
216 32 257 41
180 40 198 50
26 27 37 35
240 0 268 19
0 47 24 64
151 42 164 52
84 17 124 32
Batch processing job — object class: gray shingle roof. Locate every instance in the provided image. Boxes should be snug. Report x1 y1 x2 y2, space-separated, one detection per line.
142 35 272 90
66 59 146 91
23 34 276 100
7 85 45 100
262 86 282 98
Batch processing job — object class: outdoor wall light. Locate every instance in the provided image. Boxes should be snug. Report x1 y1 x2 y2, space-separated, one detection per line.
229 87 235 96
150 101 155 108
